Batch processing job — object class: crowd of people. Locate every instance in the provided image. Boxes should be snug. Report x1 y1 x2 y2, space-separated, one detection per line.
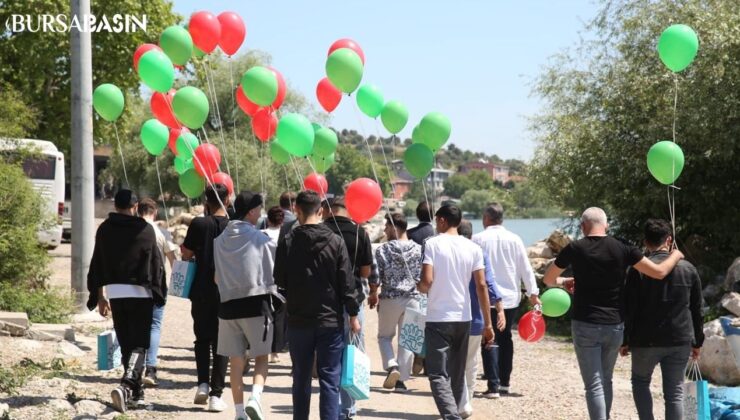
86 185 704 420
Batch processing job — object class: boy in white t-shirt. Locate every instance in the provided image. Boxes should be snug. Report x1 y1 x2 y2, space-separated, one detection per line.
418 204 494 419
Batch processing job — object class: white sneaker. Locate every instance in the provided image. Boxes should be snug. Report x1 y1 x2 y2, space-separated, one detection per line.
194 383 209 405
208 395 228 412
459 408 473 418
246 397 264 420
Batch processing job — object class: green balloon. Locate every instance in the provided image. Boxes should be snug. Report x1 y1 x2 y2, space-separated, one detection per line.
325 48 363 93
270 140 291 165
312 125 338 157
172 86 209 129
403 143 434 179
310 153 335 173
241 66 278 107
193 46 206 59
658 24 699 73
93 84 124 122
418 112 451 151
541 288 571 318
380 100 408 134
179 168 205 198
174 156 194 174
159 25 193 66
140 119 169 156
411 124 424 143
176 132 199 159
277 113 314 157
356 84 384 118
647 140 685 185
138 50 174 93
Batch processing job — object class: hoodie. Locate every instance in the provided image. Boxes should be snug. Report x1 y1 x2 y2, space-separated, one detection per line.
86 213 166 310
374 240 422 299
274 223 359 328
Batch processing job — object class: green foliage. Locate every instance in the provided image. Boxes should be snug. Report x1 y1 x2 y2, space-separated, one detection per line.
403 198 419 218
0 358 72 395
530 0 740 270
0 282 72 323
326 143 389 195
460 189 514 218
0 82 38 138
443 170 495 198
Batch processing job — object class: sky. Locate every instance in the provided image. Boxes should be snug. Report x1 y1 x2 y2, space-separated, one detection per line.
173 0 601 160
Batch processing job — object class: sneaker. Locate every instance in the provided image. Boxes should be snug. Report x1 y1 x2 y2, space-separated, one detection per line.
143 367 158 387
394 381 409 394
270 353 280 363
131 389 147 409
481 388 500 399
194 383 209 405
111 386 130 413
499 385 510 395
208 395 228 412
383 367 401 389
459 404 474 419
412 356 424 376
245 396 264 420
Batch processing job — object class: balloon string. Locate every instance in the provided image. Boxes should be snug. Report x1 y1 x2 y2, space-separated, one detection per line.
204 58 232 177
288 155 304 189
228 57 240 192
154 156 170 226
421 179 433 221
260 140 267 198
669 73 679 249
283 165 291 193
304 157 344 245
351 105 381 186
112 122 129 188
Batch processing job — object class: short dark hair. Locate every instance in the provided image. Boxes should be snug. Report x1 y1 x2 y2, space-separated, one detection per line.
279 191 296 210
296 190 322 215
267 206 285 226
385 213 408 232
458 219 473 239
137 198 158 217
205 184 229 210
416 201 433 223
435 204 462 227
483 202 504 224
330 196 346 210
114 189 137 209
233 191 263 220
644 218 672 247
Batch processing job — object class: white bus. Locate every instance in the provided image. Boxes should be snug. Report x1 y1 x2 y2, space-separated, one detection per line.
0 138 65 249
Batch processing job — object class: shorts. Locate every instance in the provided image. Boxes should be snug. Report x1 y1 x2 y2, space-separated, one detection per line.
217 316 273 357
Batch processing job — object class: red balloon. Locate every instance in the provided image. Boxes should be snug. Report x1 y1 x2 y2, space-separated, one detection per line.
268 67 287 109
209 172 234 196
252 109 277 142
193 143 221 178
345 178 382 223
133 43 161 71
236 85 261 116
189 11 221 53
328 38 365 64
151 89 182 129
518 310 546 343
316 78 342 113
168 127 189 155
217 12 246 56
303 173 328 196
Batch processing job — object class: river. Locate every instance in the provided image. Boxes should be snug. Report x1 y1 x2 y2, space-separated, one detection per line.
407 218 564 246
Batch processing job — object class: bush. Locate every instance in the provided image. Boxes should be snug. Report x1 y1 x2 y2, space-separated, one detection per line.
0 282 72 324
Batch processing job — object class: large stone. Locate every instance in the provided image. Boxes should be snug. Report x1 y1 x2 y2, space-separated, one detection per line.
704 319 724 338
58 341 86 357
546 230 571 255
0 403 9 418
726 257 740 292
47 398 74 413
0 311 29 329
72 311 106 323
73 400 109 417
721 292 740 317
699 335 740 386
31 323 75 341
0 320 28 336
530 258 553 274
527 242 553 259
26 328 62 342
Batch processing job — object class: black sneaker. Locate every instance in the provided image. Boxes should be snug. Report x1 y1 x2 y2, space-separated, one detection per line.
383 367 401 389
499 385 510 395
481 388 500 399
111 386 130 413
394 381 409 394
143 367 158 387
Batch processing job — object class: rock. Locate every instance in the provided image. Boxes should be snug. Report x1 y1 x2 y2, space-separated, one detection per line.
72 311 106 323
0 320 28 336
527 242 553 259
0 329 9 336
26 328 62 342
47 398 74 412
699 335 740 386
58 341 86 357
546 230 571 255
721 292 740 317
704 319 724 338
73 400 109 417
0 311 29 329
31 323 75 341
16 337 44 352
0 403 8 418
726 257 740 292
703 284 724 304
530 258 553 274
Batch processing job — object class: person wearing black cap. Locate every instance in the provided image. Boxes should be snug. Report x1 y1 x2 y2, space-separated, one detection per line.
214 191 282 420
87 189 166 413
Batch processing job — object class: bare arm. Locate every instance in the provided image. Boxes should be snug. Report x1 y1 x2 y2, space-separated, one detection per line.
543 263 566 287
359 265 371 279
418 264 433 293
181 246 194 261
633 250 684 279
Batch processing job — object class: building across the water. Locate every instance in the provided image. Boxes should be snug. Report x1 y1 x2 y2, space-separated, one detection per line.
459 159 510 184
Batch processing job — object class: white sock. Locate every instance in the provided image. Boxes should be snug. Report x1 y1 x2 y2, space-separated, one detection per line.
251 384 264 400
235 403 244 415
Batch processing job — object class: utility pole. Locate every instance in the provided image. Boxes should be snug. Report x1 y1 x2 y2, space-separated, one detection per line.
70 0 94 310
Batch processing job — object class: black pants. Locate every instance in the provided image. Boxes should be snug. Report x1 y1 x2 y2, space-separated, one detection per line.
110 298 153 392
191 297 227 397
481 308 516 389
425 321 470 420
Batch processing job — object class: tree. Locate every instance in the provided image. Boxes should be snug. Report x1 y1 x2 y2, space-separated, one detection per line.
530 0 740 270
326 144 389 195
0 83 38 138
460 189 513 218
443 170 495 198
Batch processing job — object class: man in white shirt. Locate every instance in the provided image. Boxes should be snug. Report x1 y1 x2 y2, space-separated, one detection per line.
472 203 540 396
419 205 494 419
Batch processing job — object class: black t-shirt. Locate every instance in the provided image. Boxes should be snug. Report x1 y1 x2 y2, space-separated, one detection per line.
324 216 373 275
219 294 273 320
554 236 643 325
183 215 229 301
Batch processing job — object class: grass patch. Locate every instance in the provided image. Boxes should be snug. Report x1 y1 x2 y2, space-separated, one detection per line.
0 282 73 324
0 358 75 395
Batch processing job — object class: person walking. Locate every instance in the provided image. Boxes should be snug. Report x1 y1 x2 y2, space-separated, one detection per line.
87 190 166 413
215 191 282 420
137 198 176 387
407 201 435 246
543 207 685 420
370 213 422 394
262 205 286 363
418 205 494 420
471 203 540 398
274 191 361 420
181 184 231 412
620 219 704 420
260 191 296 229
262 206 284 242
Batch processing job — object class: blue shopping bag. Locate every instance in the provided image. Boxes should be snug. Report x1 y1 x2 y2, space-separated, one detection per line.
684 360 711 420
169 260 196 298
97 330 121 371
341 334 370 400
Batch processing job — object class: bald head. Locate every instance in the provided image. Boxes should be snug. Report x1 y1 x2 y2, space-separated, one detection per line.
581 207 608 236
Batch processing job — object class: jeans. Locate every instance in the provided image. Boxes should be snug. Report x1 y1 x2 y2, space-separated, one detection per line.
146 304 164 367
572 320 624 420
481 307 516 389
459 334 482 412
191 297 227 397
110 298 153 393
339 306 365 419
425 321 471 420
377 297 419 381
631 346 690 420
289 326 344 420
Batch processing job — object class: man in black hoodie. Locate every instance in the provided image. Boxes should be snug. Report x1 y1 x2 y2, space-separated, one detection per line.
620 219 704 420
87 190 165 413
274 191 360 420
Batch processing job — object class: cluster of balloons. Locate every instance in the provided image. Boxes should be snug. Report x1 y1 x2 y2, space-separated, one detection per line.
402 112 452 179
